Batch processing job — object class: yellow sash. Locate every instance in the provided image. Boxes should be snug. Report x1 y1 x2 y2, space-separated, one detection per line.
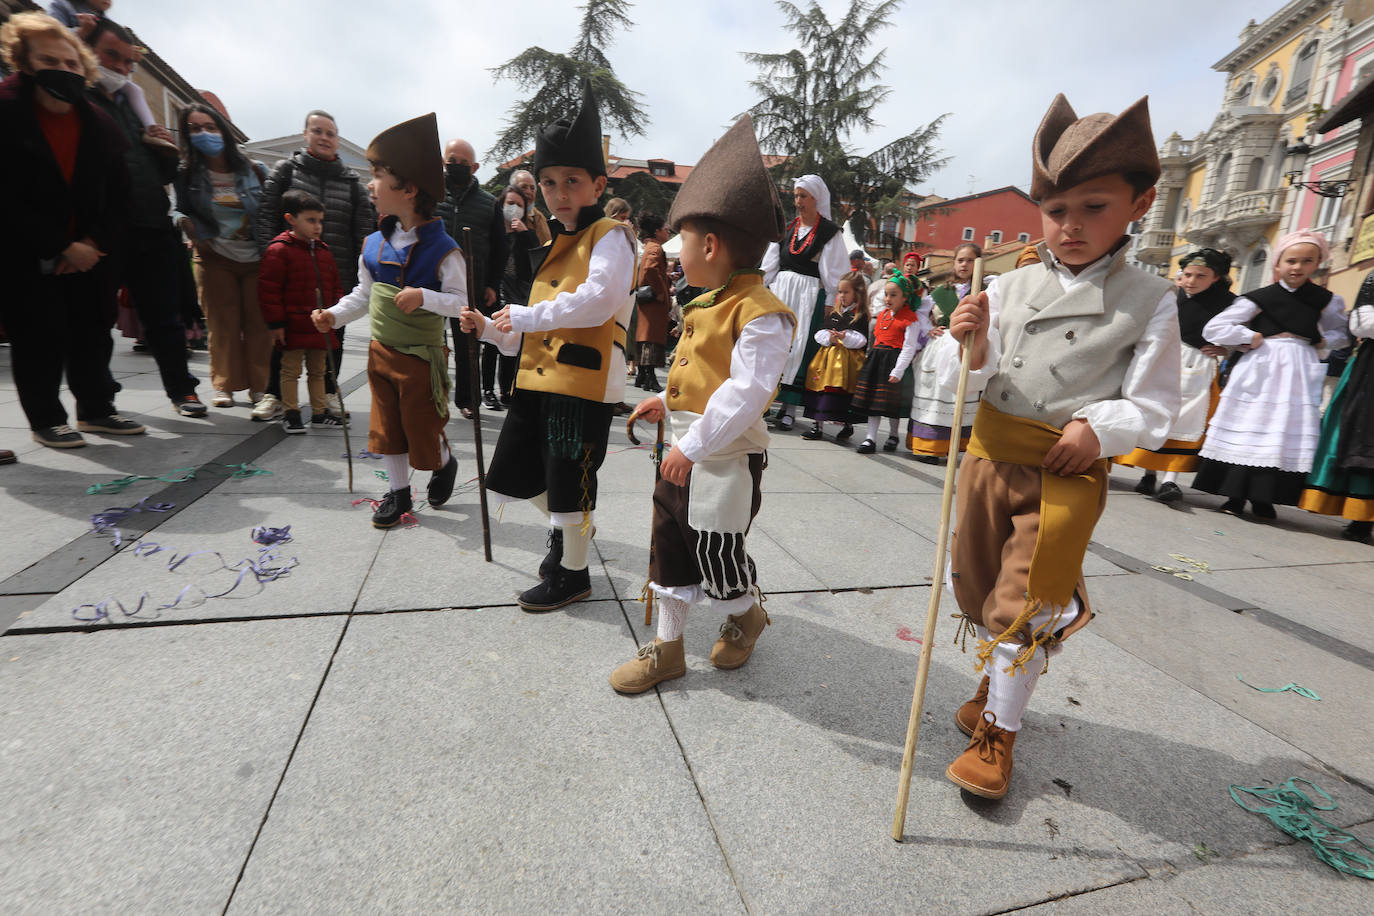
965 400 1107 673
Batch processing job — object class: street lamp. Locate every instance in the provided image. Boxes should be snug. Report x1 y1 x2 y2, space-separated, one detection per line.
1284 140 1352 198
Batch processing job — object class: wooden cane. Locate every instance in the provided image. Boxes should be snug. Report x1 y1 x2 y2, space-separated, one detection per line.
625 408 666 626
461 228 493 562
314 279 353 493
891 256 983 842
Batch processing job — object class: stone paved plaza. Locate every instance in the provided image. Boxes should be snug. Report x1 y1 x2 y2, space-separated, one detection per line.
2 336 1372 913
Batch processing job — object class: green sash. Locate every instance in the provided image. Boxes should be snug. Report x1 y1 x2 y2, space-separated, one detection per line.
368 281 449 416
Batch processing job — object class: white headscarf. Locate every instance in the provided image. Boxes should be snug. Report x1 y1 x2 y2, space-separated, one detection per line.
793 174 832 220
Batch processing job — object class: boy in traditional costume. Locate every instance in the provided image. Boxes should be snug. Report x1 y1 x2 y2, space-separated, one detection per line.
1117 247 1234 503
461 84 637 611
608 115 795 693
313 113 465 529
943 95 1181 798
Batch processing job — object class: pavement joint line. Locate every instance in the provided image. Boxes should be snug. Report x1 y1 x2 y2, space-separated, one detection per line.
221 504 386 915
0 371 369 620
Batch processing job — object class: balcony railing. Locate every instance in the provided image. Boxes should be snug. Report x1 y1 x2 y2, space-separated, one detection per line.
1133 229 1178 266
1193 187 1286 230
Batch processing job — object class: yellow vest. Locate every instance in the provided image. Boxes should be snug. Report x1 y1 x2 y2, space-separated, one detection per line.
517 217 634 401
666 271 795 415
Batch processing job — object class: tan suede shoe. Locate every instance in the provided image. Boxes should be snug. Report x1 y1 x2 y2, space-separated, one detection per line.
609 637 686 694
945 711 1017 799
955 675 991 736
708 603 770 670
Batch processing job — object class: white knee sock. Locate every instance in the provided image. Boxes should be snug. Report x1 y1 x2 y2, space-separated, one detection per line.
438 439 451 466
561 521 591 571
1162 470 1179 485
655 593 689 641
384 454 410 491
780 404 795 419
866 416 882 441
980 598 1079 732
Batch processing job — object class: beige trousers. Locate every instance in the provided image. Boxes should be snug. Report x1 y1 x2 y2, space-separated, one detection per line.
196 246 270 394
280 348 327 412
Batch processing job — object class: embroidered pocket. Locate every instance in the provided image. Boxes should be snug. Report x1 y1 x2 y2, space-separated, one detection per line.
556 343 602 371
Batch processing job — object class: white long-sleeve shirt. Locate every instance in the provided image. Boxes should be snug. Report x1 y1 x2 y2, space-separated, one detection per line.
327 223 468 325
1351 301 1374 339
939 250 1180 459
812 303 867 349
872 306 928 378
1202 282 1349 356
761 222 849 303
478 229 636 356
659 312 794 463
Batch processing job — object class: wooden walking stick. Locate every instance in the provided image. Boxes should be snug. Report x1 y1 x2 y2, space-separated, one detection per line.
891 256 983 842
461 228 493 562
310 243 353 492
624 408 665 626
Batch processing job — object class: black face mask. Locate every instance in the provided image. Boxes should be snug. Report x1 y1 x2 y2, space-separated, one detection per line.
32 69 86 104
445 162 472 187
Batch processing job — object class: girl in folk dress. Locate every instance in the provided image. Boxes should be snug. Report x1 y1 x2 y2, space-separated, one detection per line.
1193 230 1350 519
802 271 870 441
851 270 928 454
761 175 849 431
1118 248 1234 503
910 242 984 463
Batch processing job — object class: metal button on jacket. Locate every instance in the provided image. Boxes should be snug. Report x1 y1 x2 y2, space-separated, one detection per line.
536 366 545 375
1011 356 1024 368
1065 330 1075 340
668 386 680 397
550 279 559 288
1033 400 1044 411
1027 325 1039 334
1000 390 1010 401
678 357 688 366
685 325 694 337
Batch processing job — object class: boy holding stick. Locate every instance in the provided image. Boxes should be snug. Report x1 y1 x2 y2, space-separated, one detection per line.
941 95 1180 798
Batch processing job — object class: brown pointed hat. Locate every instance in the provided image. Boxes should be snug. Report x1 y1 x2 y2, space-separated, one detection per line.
1029 94 1160 201
366 112 445 203
668 114 785 243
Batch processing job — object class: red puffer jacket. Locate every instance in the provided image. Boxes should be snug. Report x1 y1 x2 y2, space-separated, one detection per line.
258 230 344 349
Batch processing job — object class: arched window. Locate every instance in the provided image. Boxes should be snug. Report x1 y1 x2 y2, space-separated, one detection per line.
1244 157 1265 191
1287 41 1320 105
1243 246 1269 290
1212 153 1233 201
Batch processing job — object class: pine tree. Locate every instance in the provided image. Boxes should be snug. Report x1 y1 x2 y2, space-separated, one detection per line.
744 0 947 245
487 0 649 164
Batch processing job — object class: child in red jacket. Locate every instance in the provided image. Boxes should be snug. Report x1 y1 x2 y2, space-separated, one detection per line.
258 190 343 432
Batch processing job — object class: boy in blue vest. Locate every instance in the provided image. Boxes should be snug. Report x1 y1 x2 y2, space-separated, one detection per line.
460 83 637 611
312 113 466 528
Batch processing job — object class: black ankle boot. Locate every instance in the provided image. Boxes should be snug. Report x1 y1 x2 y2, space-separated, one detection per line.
427 455 458 507
372 487 413 529
539 528 563 579
518 564 591 612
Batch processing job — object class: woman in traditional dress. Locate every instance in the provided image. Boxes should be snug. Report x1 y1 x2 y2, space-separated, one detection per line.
909 242 983 463
1299 272 1374 543
762 175 848 431
1118 248 1234 503
1192 231 1350 519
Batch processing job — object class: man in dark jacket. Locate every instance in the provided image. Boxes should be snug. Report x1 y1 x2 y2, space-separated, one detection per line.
84 18 204 418
436 137 506 415
252 109 375 421
0 12 141 448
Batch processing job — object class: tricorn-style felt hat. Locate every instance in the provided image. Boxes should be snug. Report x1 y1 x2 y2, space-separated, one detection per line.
1030 94 1160 201
366 112 444 203
667 114 784 243
534 79 606 178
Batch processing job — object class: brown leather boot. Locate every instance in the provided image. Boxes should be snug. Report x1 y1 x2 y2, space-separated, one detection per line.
609 637 686 694
955 675 991 736
709 603 770 669
945 711 1017 799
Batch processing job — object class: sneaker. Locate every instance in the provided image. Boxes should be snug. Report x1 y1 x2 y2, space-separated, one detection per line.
282 409 306 434
311 410 344 427
609 637 687 694
426 455 459 507
856 438 876 454
482 390 504 411
835 423 855 441
801 423 824 440
1134 472 1157 495
249 390 265 405
883 435 899 452
252 394 284 422
211 390 233 408
1155 481 1183 504
372 486 413 529
77 414 146 436
32 424 85 449
326 393 350 419
518 564 591 612
539 528 563 580
172 394 208 418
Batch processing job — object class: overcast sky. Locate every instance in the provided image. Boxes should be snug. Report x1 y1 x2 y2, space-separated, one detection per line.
124 0 1265 197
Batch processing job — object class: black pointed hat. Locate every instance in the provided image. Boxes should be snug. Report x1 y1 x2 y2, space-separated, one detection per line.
667 114 784 243
366 112 444 202
534 79 606 178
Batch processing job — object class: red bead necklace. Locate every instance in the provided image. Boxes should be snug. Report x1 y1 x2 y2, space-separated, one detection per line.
787 216 818 256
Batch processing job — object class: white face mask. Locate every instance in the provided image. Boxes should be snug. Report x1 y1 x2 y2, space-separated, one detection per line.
503 204 524 224
96 65 129 94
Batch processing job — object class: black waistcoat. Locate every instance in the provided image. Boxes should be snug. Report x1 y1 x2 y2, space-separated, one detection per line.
777 217 839 278
1245 282 1332 345
1177 282 1236 350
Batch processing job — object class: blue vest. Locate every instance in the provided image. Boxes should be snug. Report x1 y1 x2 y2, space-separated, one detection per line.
362 216 460 291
